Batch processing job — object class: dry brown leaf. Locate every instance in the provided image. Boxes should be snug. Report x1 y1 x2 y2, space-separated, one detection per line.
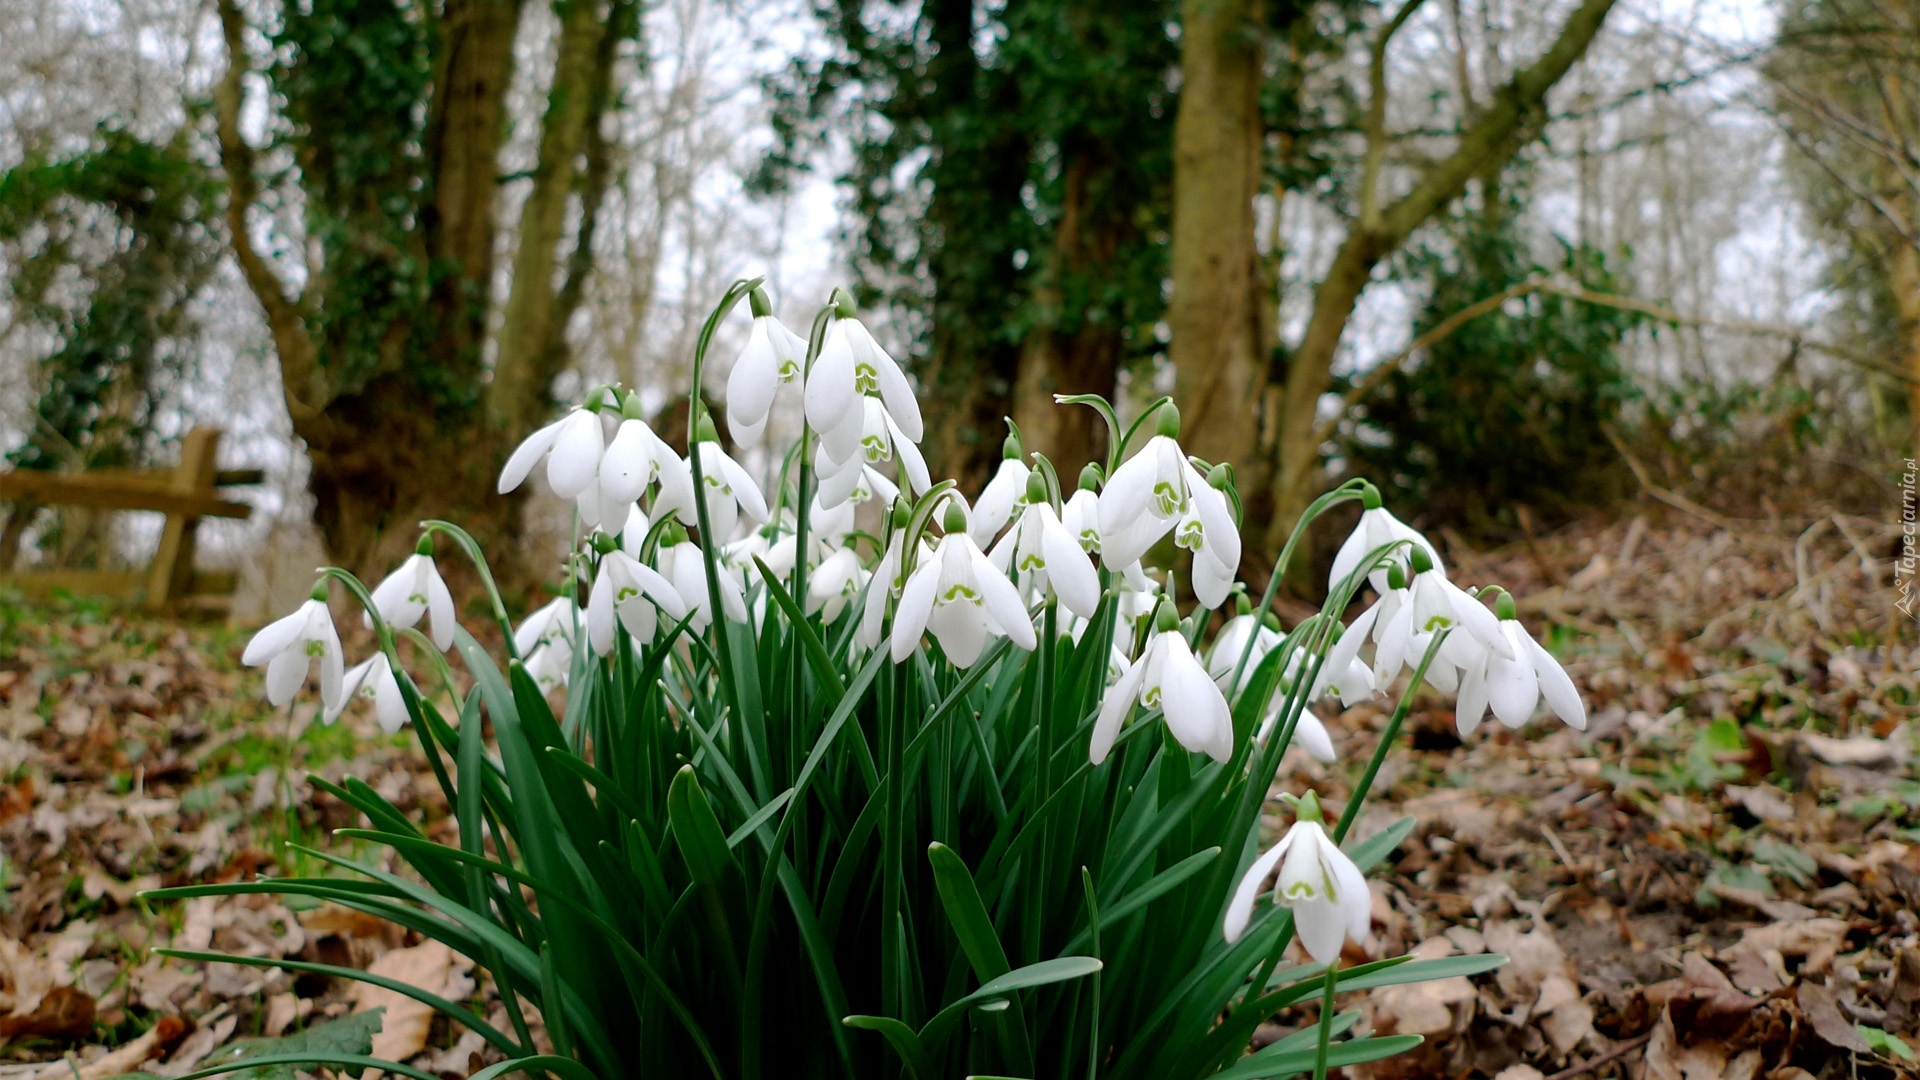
1796 983 1868 1052
151 1011 237 1078
1798 729 1908 768
1492 1067 1546 1080
1370 938 1474 1036
1724 785 1795 821
351 940 472 1062
1723 946 1783 995
1737 918 1848 974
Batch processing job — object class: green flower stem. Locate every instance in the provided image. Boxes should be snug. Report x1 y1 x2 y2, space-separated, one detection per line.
418 520 518 660
1311 963 1339 1080
1333 629 1448 845
1228 480 1369 694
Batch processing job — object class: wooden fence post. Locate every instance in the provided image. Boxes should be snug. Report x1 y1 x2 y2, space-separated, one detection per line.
145 428 222 611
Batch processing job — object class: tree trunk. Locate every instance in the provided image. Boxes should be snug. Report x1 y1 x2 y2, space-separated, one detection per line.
1893 236 1920 454
1012 152 1125 471
1261 0 1620 553
488 0 616 432
1168 0 1267 471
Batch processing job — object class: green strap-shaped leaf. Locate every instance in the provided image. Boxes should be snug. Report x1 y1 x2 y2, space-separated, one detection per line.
928 842 1012 983
1207 1034 1424 1079
919 956 1103 1045
844 1015 936 1080
668 765 735 887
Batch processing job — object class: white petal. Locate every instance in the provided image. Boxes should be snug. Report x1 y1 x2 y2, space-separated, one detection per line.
1090 656 1148 766
1454 658 1490 737
243 603 312 667
1530 636 1586 730
970 458 1029 548
928 601 989 668
264 646 309 706
1040 515 1101 620
1160 636 1233 762
971 546 1036 651
315 611 345 711
547 410 605 500
587 567 617 656
1192 548 1234 611
1223 837 1291 944
890 559 941 663
854 322 922 442
1186 467 1241 571
1291 897 1349 965
804 322 858 433
601 419 659 505
1486 639 1541 729
1329 848 1372 943
327 656 377 724
1291 711 1338 762
1098 441 1161 536
727 320 780 428
426 562 457 652
372 658 410 735
498 417 564 494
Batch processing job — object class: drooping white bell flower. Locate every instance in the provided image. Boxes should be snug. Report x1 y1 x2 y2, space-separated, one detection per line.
498 405 609 501
328 653 408 734
1089 600 1234 765
1097 407 1240 607
987 472 1101 620
1062 481 1102 554
726 289 809 446
524 636 574 691
1404 549 1512 663
1207 610 1280 694
811 494 857 553
1113 560 1162 622
1223 793 1370 964
366 539 457 651
969 442 1031 548
586 537 690 655
657 532 750 630
856 504 924 652
1329 487 1443 594
1453 593 1587 737
1254 704 1340 764
803 302 922 451
816 456 901 511
654 421 769 543
514 595 578 657
808 547 870 623
243 585 345 711
600 399 689 507
890 503 1037 667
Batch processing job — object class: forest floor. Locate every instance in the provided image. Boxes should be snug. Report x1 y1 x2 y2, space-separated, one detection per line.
0 499 1915 1080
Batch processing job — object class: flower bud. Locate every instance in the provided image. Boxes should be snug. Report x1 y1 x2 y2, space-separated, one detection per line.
1360 481 1382 510
890 499 912 530
1077 462 1103 492
749 285 773 319
942 502 967 535
621 389 645 421
1024 469 1048 505
1155 402 1182 439
1153 598 1179 634
695 413 720 444
830 286 858 320
1206 462 1232 492
1280 788 1325 823
308 580 330 603
1001 429 1024 461
591 531 618 555
1494 589 1518 621
414 535 434 557
1408 545 1434 575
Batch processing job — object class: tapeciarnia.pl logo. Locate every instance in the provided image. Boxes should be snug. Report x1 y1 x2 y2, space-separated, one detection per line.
1899 459 1917 620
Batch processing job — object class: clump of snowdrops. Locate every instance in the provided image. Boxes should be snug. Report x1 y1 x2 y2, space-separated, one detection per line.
157 280 1587 1080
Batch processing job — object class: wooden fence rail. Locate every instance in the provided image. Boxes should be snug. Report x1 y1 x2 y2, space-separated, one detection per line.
0 428 258 612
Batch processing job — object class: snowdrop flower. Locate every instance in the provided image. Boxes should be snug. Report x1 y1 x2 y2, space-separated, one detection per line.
1329 486 1443 594
1453 593 1587 737
600 396 689 507
1255 704 1340 764
586 535 690 655
808 547 870 622
1222 792 1369 964
818 396 933 494
1405 548 1511 663
498 403 610 500
514 595 578 657
856 504 920 652
726 288 808 446
816 457 901 511
988 471 1101 619
657 530 749 630
1098 406 1240 607
890 503 1037 667
1062 469 1102 553
328 653 408 734
1208 609 1280 694
1113 560 1162 622
804 301 923 456
243 585 345 711
524 636 574 691
969 439 1031 548
366 538 457 651
1090 600 1233 765
655 419 769 542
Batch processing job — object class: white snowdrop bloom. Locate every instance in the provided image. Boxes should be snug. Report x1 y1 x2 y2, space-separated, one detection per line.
970 450 1032 548
1097 411 1240 606
1062 484 1102 553
857 511 930 652
655 436 769 543
890 506 1037 667
1113 560 1162 622
498 401 610 497
1453 595 1587 737
988 476 1101 619
600 412 687 507
243 590 345 711
514 596 578 658
810 494 858 553
808 547 870 623
816 456 901 511
819 396 932 493
366 544 457 651
726 292 808 446
1404 553 1511 662
1328 491 1444 594
1223 795 1370 964
524 638 574 691
1254 704 1340 764
804 309 922 450
328 653 408 734
586 545 690 656
1208 613 1281 694
1089 603 1233 766
659 538 750 630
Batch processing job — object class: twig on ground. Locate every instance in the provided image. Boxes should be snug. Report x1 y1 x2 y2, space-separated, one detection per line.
1543 1032 1653 1080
